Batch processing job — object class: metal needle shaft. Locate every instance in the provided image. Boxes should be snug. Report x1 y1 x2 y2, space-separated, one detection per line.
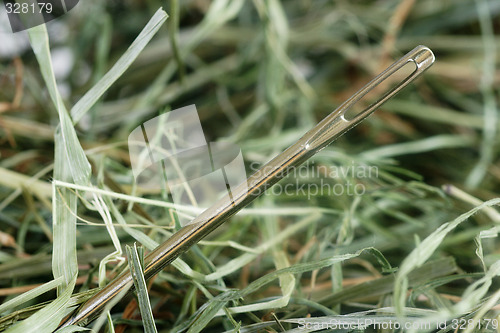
57 45 434 329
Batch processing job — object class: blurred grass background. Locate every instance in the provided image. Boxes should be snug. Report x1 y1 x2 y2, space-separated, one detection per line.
0 0 499 332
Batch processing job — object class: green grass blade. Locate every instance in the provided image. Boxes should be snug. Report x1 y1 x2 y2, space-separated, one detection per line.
71 9 168 124
168 0 184 81
5 276 76 333
360 134 474 160
319 257 457 307
465 0 498 188
394 198 500 316
126 244 158 333
27 23 89 293
181 250 366 333
0 277 63 314
27 25 91 186
203 213 321 282
383 100 491 129
51 135 79 292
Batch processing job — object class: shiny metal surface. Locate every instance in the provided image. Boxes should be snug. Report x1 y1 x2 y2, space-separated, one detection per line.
57 45 434 329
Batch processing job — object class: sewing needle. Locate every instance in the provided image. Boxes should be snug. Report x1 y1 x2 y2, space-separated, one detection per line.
58 45 434 329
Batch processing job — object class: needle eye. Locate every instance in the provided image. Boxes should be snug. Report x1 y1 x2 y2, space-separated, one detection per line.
342 61 417 122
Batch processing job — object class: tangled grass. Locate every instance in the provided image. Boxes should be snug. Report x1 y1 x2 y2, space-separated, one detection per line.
0 0 499 332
